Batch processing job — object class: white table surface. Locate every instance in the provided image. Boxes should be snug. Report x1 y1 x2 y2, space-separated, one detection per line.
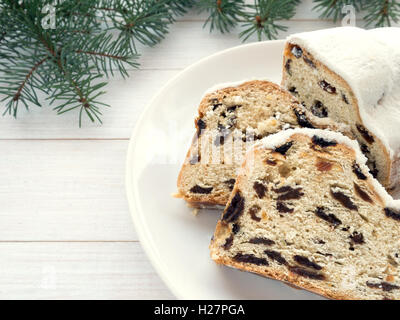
1 1 397 299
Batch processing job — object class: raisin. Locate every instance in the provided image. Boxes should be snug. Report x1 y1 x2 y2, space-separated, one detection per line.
384 207 400 221
356 124 374 144
224 179 236 191
288 86 298 95
249 205 261 222
253 181 267 199
354 183 373 203
189 154 200 164
315 207 342 227
318 80 336 94
353 162 367 180
273 186 304 201
291 45 303 58
277 201 294 213
233 253 269 266
232 223 240 234
264 250 288 265
294 255 322 271
311 101 328 118
275 141 293 155
350 231 365 244
249 237 275 246
227 105 241 112
342 94 349 104
273 186 294 193
312 135 337 148
330 189 358 211
222 192 245 223
361 144 370 154
196 118 206 137
366 281 400 292
289 266 325 280
294 109 315 128
220 111 226 118
190 185 213 194
223 234 234 250
370 161 379 178
266 159 277 166
303 56 316 68
285 59 292 76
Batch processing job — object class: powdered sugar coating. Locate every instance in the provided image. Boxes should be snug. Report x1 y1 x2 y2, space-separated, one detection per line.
256 128 400 210
288 27 400 161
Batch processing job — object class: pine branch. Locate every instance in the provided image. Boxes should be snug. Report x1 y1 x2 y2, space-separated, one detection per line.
240 0 299 41
364 0 400 27
198 0 246 33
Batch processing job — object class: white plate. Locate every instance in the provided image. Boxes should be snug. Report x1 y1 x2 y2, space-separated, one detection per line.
126 40 324 300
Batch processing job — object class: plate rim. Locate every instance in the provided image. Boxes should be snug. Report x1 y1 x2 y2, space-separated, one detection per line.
125 39 285 299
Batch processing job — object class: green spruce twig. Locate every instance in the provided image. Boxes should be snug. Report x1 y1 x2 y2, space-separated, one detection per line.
364 0 400 27
240 0 299 41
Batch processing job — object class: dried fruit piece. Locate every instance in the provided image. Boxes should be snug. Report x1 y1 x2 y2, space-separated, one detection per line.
253 181 267 198
370 161 379 178
222 192 245 223
275 141 293 155
366 281 400 292
273 186 304 201
356 124 375 144
277 201 294 213
285 59 292 76
249 205 261 222
227 105 241 112
266 159 277 166
316 159 333 172
384 207 400 221
224 179 236 191
264 250 288 265
196 118 206 137
294 109 315 129
289 266 325 280
330 188 358 211
294 255 322 271
291 45 303 58
342 94 349 104
190 185 213 194
232 223 240 234
288 86 298 95
311 101 328 118
315 207 342 227
303 56 316 68
223 234 234 250
312 135 337 148
319 80 337 94
233 253 269 266
354 183 373 203
249 237 275 246
350 231 365 244
353 162 367 180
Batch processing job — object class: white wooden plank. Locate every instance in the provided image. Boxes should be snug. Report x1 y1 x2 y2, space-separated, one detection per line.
0 20 342 139
0 140 137 241
0 242 174 299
